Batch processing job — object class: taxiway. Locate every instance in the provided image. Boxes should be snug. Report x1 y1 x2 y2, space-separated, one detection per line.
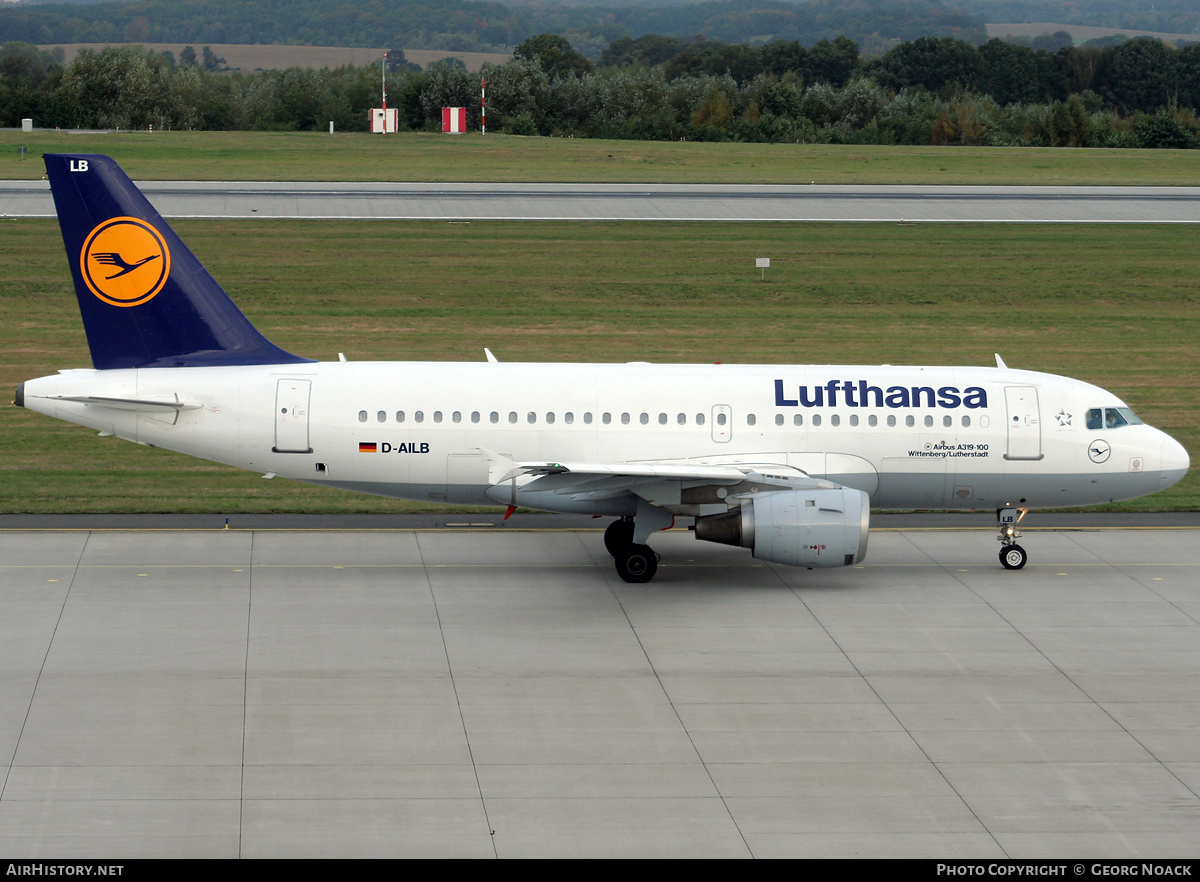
2 518 1198 858
3 180 1200 222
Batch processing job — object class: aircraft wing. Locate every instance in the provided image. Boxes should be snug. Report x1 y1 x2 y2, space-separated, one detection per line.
479 449 834 508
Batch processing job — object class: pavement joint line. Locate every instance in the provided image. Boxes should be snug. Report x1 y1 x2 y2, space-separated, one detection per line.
2 561 1196 569
0 525 1197 532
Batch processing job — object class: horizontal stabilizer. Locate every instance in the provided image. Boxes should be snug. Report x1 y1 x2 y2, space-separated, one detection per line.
39 393 201 412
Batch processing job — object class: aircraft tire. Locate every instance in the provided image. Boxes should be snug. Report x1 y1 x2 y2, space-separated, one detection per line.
999 544 1028 570
615 544 658 583
604 518 635 557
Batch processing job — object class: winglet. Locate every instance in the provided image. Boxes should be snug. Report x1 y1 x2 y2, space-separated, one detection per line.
44 154 313 370
995 353 1008 369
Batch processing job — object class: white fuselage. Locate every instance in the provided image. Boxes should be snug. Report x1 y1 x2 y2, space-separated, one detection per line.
22 361 1189 515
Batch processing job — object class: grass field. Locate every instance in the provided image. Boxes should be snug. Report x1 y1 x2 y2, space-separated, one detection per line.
4 129 1200 185
2 217 1196 513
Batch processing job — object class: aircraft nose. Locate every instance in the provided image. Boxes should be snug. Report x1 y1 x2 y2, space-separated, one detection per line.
1158 433 1190 491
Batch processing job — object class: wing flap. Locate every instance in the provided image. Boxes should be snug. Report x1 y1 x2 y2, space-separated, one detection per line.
478 448 832 510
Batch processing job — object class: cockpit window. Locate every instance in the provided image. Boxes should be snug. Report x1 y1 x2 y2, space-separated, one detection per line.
1110 407 1142 427
1089 406 1143 430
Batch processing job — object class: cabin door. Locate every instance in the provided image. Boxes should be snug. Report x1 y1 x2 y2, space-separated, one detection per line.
274 379 312 453
1004 385 1042 461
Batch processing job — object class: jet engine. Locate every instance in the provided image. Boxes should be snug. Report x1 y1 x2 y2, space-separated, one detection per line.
693 487 869 567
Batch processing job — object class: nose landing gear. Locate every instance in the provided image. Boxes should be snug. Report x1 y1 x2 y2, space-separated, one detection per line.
997 507 1028 570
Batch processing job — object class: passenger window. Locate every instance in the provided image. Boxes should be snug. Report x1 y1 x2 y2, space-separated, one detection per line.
546 412 555 424
508 412 517 424
584 413 593 424
716 412 727 426
452 411 461 423
377 410 386 423
1086 408 1103 430
415 411 424 423
961 416 970 427
396 411 405 423
775 414 784 426
603 413 611 425
813 415 822 427
850 414 859 427
793 414 803 426
830 415 839 427
697 413 705 425
905 415 915 427
358 410 367 423
565 412 574 424
527 412 536 424
621 413 630 425
747 414 756 426
659 413 668 425
868 415 877 427
639 413 649 425
679 413 687 425
924 415 933 427
471 412 480 423
490 412 499 424
434 411 443 423
943 416 952 427
887 415 896 427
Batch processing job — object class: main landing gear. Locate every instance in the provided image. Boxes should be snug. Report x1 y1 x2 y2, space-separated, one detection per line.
997 507 1028 570
604 515 662 584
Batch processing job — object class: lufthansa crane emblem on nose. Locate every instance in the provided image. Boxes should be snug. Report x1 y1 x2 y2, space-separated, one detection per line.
1088 439 1111 463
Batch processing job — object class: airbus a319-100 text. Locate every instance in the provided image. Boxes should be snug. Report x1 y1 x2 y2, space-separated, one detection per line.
15 155 1190 582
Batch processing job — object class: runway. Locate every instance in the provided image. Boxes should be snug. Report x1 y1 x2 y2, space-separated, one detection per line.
2 518 1198 858
4 180 1200 222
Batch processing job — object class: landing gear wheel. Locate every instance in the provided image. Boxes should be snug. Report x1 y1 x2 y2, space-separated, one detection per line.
604 518 635 557
999 544 1027 570
615 544 658 583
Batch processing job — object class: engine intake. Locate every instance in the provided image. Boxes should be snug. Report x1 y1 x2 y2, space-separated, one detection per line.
693 487 869 567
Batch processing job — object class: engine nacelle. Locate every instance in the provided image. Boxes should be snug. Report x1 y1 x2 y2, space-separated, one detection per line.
693 487 869 567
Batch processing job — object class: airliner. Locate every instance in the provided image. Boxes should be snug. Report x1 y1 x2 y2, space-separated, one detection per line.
14 155 1190 582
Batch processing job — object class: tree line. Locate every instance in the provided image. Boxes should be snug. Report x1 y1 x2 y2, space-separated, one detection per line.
0 0 987 59
3 33 1198 148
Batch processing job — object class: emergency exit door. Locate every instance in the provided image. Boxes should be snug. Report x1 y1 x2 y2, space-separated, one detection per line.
711 405 732 443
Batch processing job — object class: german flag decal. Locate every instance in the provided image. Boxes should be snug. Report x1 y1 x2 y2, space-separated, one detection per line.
359 442 377 453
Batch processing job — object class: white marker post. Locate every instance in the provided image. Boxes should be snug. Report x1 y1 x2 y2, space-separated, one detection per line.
756 257 770 281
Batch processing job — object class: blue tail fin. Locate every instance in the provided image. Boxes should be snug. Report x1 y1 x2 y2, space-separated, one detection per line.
44 154 312 370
